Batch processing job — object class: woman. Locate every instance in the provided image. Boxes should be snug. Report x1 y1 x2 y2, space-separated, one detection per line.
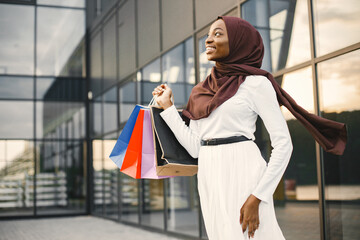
152 16 346 240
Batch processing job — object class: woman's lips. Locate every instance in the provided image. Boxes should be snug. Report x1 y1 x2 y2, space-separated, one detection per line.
206 46 216 54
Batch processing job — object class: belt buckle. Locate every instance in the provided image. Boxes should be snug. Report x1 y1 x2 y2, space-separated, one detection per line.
204 138 213 146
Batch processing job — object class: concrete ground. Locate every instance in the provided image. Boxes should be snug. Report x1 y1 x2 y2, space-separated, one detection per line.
1 202 360 240
0 216 184 240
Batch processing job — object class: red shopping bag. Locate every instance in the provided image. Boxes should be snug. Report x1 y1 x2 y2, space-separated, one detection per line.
120 109 145 179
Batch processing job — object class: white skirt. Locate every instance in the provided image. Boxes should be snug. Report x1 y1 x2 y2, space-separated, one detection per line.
197 140 286 240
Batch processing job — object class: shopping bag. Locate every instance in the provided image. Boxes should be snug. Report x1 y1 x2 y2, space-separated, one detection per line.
150 106 198 176
109 100 173 179
141 109 170 179
120 109 145 179
109 105 144 169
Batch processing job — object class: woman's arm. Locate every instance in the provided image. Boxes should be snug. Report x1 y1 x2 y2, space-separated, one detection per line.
249 76 293 204
160 106 201 158
152 84 201 158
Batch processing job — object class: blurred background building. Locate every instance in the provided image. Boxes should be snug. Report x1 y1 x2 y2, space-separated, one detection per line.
0 0 359 239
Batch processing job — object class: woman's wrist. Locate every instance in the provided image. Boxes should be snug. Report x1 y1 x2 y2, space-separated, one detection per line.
250 194 261 205
162 101 173 110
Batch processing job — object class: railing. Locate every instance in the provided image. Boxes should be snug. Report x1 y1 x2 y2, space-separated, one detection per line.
0 171 67 208
93 170 118 205
0 180 23 208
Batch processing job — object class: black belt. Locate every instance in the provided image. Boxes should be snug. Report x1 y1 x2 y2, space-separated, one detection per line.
200 135 251 146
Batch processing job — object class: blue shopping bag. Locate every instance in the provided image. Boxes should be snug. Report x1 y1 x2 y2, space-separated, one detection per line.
109 105 145 169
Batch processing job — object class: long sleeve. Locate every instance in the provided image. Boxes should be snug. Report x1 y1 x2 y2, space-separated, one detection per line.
249 77 293 204
160 105 201 158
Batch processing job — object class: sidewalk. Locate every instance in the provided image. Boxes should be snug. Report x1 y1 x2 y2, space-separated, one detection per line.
0 216 184 240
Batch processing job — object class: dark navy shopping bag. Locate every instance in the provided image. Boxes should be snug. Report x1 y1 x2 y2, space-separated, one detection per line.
109 105 145 169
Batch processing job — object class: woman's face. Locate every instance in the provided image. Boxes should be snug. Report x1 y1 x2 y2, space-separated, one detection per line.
205 19 229 61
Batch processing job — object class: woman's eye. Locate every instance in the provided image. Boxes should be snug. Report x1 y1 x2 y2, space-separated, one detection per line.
215 32 221 36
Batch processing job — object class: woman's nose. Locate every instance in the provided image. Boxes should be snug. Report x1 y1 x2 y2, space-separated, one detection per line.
205 35 213 44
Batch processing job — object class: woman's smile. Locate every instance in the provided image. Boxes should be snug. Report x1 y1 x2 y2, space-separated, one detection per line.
206 45 216 54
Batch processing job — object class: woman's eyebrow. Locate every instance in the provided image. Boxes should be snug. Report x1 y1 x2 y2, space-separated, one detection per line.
213 27 223 31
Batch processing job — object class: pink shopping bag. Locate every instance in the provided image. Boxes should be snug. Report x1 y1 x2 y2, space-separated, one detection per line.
141 109 172 179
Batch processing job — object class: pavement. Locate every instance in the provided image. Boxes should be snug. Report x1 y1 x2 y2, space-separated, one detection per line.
0 216 184 240
1 202 360 240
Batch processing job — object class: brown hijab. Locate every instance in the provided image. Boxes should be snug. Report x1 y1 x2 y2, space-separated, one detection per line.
182 16 347 155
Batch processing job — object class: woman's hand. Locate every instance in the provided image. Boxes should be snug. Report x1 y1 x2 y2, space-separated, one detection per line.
240 194 261 238
152 84 173 110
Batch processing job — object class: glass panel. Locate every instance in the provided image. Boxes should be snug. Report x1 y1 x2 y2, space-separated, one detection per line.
101 0 117 12
198 35 214 82
162 43 187 106
104 138 118 220
185 37 196 85
93 140 104 215
36 141 86 215
37 7 85 76
104 131 119 140
163 44 185 84
161 0 193 51
242 0 311 72
36 101 85 139
118 0 136 80
137 0 160 67
0 140 34 217
36 78 55 99
103 15 117 90
166 176 199 237
313 0 360 56
185 37 196 106
0 76 33 99
92 96 102 137
195 0 238 29
121 174 139 223
0 4 34 75
119 80 136 123
140 59 161 105
141 179 164 229
0 101 33 139
72 107 86 139
90 33 102 97
36 77 86 101
37 0 85 8
275 67 320 239
279 67 315 119
318 50 360 240
103 87 117 134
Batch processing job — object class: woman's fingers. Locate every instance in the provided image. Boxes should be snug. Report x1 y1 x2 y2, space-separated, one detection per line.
240 208 260 238
153 85 165 96
249 218 260 238
248 221 255 238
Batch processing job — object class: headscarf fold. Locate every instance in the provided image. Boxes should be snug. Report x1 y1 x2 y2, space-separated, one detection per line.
182 16 347 155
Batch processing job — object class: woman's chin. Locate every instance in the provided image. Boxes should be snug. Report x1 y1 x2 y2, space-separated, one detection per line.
207 55 215 61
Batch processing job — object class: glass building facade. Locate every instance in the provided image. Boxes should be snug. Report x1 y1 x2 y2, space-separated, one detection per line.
0 0 359 239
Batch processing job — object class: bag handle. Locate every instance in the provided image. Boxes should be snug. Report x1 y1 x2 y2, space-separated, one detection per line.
148 83 174 107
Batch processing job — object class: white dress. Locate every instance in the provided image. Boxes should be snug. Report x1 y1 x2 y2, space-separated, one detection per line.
160 75 293 240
